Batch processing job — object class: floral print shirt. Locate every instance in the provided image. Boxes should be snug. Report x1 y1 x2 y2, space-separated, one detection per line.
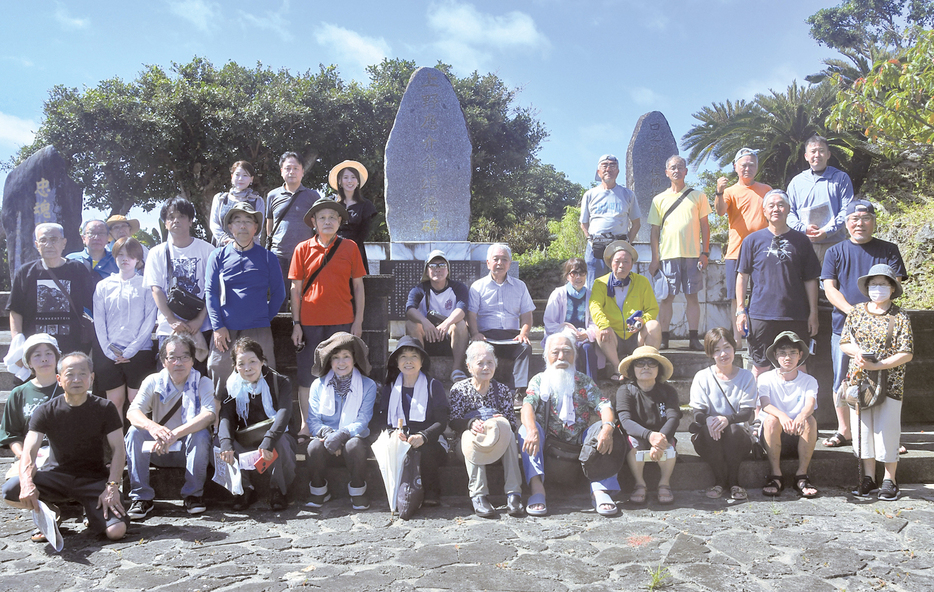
523 371 609 444
840 303 913 400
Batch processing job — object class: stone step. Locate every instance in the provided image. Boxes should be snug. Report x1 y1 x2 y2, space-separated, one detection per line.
140 425 934 503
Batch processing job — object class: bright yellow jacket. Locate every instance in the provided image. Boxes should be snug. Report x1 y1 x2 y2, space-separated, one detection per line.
589 272 658 339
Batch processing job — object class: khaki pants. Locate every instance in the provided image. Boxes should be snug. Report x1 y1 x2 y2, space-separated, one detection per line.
464 437 523 497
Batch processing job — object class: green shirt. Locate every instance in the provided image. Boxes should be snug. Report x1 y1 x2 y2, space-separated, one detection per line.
0 381 59 448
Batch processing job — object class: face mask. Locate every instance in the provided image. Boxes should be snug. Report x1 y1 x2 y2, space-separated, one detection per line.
867 285 892 303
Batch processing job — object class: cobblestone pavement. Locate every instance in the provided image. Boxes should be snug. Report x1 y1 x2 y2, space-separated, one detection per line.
1 481 933 592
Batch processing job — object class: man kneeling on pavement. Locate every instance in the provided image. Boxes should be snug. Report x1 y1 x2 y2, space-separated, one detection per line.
518 333 623 516
125 334 216 519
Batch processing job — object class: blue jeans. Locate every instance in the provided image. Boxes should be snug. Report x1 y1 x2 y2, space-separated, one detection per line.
517 422 619 492
125 426 212 500
585 243 607 290
831 332 849 408
578 341 599 380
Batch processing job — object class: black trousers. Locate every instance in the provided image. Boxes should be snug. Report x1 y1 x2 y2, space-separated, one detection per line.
692 424 752 488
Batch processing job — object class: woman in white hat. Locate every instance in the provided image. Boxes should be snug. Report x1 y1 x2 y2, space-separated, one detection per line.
448 341 523 517
208 160 265 247
304 332 377 510
616 346 682 504
840 264 913 501
328 160 377 274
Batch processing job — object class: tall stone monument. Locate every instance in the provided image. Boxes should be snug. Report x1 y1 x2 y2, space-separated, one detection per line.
384 67 472 256
1 145 83 278
626 111 679 242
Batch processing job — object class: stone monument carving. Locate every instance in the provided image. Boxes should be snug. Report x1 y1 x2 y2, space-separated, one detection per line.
1 145 83 278
625 111 679 242
384 67 472 244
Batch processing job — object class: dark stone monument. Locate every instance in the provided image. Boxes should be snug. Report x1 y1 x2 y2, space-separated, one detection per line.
626 111 679 242
1 145 83 277
384 67 472 243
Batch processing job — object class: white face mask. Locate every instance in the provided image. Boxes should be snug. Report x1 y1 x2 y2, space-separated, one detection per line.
867 285 892 303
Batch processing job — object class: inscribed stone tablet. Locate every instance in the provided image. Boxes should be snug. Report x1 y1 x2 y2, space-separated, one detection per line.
626 112 679 242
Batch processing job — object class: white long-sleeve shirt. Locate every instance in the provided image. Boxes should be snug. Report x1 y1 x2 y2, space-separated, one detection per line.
93 273 158 360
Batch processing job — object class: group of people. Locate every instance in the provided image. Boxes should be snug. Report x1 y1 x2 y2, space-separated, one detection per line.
0 138 916 545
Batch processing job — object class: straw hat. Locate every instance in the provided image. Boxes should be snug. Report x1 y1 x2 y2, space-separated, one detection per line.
857 263 903 300
223 200 263 228
461 416 513 465
303 197 349 229
328 160 369 192
311 332 371 377
106 215 140 236
618 346 673 382
602 240 638 268
764 331 810 369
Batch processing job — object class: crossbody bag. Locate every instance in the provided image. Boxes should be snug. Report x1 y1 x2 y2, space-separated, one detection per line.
265 192 301 251
164 245 205 321
843 305 896 410
44 265 94 344
302 237 344 298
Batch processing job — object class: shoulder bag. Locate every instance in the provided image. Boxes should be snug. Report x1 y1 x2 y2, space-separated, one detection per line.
164 245 205 321
302 237 343 298
542 397 584 461
843 305 896 410
235 372 280 448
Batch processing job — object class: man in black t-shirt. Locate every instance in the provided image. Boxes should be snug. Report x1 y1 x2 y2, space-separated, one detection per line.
7 222 95 355
2 352 127 542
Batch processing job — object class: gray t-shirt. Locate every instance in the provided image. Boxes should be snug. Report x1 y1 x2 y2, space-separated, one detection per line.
265 185 321 260
579 185 641 237
690 366 757 418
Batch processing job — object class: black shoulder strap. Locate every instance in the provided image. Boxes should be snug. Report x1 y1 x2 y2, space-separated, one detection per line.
156 396 184 427
302 237 343 297
164 243 174 284
44 265 82 319
659 187 694 230
266 191 301 249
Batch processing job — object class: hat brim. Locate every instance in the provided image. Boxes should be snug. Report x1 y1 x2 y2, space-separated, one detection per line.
223 208 263 229
857 269 903 300
421 251 451 282
764 332 810 368
311 332 371 377
303 200 349 229
617 346 673 382
107 217 141 236
388 336 431 375
460 417 513 465
602 240 638 268
328 160 369 191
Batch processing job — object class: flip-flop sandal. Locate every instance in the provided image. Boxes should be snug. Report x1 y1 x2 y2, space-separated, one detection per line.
526 493 547 516
629 484 647 504
822 432 851 447
730 486 748 500
657 485 674 504
899 444 908 455
762 475 784 496
592 490 618 516
30 529 47 543
705 485 724 499
794 474 818 498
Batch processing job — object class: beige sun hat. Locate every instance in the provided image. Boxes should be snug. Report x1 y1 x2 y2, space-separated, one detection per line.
311 332 371 377
618 346 673 382
328 160 369 192
223 200 263 228
303 197 349 229
602 240 638 269
461 416 514 465
106 215 141 236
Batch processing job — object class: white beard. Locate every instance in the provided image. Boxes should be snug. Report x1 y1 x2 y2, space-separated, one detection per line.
540 364 575 402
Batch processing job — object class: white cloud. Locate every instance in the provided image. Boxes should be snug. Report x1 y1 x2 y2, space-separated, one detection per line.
314 24 390 82
0 112 37 148
167 0 220 33
54 3 90 30
239 1 293 42
426 1 549 72
629 86 665 107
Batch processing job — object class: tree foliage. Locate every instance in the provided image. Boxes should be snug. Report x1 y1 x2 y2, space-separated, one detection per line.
828 28 934 155
682 81 874 189
14 57 583 240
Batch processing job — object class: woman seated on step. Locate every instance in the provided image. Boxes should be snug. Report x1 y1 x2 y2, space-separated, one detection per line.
616 346 681 505
689 327 756 501
542 257 600 379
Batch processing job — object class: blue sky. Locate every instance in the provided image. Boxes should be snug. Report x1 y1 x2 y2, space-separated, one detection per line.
0 0 841 227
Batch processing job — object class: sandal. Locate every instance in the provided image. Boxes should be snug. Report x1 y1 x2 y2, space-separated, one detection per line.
629 484 647 504
730 486 747 500
899 444 908 455
657 485 674 505
762 475 784 496
526 493 547 516
705 485 724 499
793 474 818 498
592 490 618 516
30 529 47 543
822 432 851 447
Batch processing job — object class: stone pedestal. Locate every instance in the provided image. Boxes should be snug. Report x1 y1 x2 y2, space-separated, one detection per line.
362 275 394 384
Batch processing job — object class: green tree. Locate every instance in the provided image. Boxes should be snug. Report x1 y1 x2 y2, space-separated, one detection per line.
828 29 934 155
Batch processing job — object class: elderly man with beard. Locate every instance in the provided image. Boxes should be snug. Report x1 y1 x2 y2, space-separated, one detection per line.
518 333 619 516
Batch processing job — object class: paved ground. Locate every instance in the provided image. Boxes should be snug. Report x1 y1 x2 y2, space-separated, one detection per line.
1 460 933 592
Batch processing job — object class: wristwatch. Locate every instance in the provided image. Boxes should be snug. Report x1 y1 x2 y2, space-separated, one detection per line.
292 319 301 326
700 251 710 257
735 309 747 317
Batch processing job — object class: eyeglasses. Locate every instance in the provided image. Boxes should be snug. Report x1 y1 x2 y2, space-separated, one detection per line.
634 359 659 368
84 230 108 238
36 237 63 245
427 262 447 270
567 270 585 277
110 223 130 231
165 355 192 364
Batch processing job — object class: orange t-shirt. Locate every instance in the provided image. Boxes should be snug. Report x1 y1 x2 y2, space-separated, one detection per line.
289 237 365 326
723 181 771 259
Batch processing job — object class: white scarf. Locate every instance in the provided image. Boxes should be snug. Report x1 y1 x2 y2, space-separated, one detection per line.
318 368 364 429
388 372 429 427
226 371 276 423
537 367 576 426
157 368 203 423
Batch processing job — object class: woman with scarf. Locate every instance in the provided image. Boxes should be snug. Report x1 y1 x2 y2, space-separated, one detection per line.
327 160 377 274
217 337 294 511
542 257 599 379
305 332 377 510
209 161 265 247
616 345 681 505
373 336 450 508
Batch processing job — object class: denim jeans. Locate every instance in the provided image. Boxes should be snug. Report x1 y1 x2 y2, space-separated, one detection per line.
125 426 212 500
517 422 619 492
584 243 608 290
